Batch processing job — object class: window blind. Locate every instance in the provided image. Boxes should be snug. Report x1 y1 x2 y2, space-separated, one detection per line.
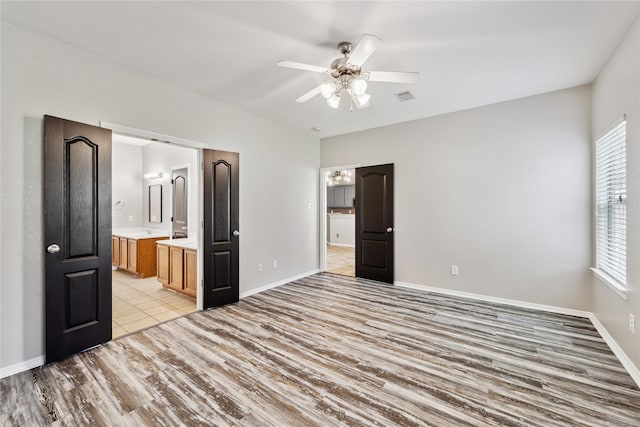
595 119 626 286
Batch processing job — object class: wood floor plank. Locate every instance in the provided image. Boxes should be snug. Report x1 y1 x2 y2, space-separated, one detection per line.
2 272 639 426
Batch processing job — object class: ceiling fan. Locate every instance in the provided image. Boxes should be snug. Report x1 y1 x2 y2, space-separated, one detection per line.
278 34 419 110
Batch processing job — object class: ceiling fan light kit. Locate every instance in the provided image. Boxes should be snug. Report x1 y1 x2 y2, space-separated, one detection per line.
279 34 419 111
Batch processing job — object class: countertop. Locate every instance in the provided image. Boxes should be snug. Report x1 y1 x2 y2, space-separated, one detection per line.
112 228 170 239
156 238 197 250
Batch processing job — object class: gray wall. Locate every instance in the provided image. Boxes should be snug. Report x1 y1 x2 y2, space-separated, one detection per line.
0 22 320 370
112 142 144 229
591 16 640 369
322 86 592 310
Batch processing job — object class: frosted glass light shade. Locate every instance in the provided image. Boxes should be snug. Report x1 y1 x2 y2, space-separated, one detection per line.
351 79 367 95
353 93 370 109
327 94 340 109
320 82 336 99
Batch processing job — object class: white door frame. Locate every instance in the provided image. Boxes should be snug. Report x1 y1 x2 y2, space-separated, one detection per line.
319 163 360 272
101 121 205 311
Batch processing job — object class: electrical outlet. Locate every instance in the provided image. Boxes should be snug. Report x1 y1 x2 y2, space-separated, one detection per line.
629 313 636 334
451 265 459 275
273 259 278 269
307 202 313 209
258 264 263 272
128 215 134 222
336 233 340 238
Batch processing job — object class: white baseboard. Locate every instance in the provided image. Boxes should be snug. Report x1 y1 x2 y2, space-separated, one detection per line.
327 243 355 248
240 269 320 299
394 280 591 318
0 355 45 379
589 314 640 388
394 280 640 388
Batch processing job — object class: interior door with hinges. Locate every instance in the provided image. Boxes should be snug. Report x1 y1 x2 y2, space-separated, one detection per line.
355 163 394 284
171 167 188 238
203 149 239 309
44 115 112 363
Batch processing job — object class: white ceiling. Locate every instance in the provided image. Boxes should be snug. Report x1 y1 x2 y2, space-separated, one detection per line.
3 1 639 138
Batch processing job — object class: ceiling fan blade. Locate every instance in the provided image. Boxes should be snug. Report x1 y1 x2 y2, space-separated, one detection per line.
347 34 382 67
278 61 330 74
367 71 420 84
296 85 322 103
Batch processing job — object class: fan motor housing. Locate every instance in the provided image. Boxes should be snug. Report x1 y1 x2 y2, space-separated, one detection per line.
337 41 352 56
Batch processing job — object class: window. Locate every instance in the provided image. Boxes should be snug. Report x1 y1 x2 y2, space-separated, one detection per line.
595 119 626 286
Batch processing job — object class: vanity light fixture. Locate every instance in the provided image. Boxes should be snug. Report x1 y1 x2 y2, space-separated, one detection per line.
143 171 164 180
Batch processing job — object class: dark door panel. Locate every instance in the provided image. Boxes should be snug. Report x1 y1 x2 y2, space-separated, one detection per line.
171 168 188 238
203 149 239 308
355 164 394 283
45 115 112 363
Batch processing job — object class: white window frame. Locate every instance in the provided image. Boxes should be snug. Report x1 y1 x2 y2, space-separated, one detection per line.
592 118 627 298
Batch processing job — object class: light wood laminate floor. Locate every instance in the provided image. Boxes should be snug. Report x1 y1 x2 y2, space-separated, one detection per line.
112 270 196 338
2 273 639 426
326 244 355 277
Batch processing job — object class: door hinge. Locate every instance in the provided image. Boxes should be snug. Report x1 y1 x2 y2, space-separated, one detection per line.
171 179 174 184
201 162 204 171
171 216 174 222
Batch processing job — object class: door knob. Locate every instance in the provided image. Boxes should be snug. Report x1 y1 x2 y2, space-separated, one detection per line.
233 230 240 237
386 227 393 233
47 244 61 254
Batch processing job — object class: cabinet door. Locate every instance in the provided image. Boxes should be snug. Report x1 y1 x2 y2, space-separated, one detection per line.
327 187 335 207
112 236 120 267
119 238 128 269
168 246 184 290
334 186 345 207
127 239 138 273
345 185 355 208
183 249 197 298
157 244 169 285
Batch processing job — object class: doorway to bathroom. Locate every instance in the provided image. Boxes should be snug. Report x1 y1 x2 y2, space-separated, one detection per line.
110 134 198 338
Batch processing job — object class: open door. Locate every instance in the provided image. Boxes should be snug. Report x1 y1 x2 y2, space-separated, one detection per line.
355 163 394 283
203 149 239 309
44 116 112 363
171 167 188 238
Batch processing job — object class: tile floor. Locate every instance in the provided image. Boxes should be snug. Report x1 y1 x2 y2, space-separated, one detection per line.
112 270 196 338
326 244 355 277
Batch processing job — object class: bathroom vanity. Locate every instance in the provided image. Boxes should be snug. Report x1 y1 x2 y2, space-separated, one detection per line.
112 229 170 278
156 238 197 298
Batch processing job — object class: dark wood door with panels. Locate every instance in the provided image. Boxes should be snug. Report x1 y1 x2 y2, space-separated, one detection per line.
44 115 112 363
203 149 239 309
355 163 394 283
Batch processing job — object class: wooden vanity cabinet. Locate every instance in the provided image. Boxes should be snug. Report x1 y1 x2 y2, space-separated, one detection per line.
168 246 184 291
112 236 120 267
156 242 197 298
119 238 128 270
127 239 138 273
112 235 164 278
183 249 197 298
157 244 169 284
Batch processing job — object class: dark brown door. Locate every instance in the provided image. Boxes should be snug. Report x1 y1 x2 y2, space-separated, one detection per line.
203 149 239 309
355 163 394 283
171 167 188 238
44 116 112 363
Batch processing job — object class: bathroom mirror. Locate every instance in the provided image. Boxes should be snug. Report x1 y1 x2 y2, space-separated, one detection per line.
149 184 162 223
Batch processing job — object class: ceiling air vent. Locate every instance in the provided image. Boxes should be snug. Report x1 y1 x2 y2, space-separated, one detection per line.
395 91 415 102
